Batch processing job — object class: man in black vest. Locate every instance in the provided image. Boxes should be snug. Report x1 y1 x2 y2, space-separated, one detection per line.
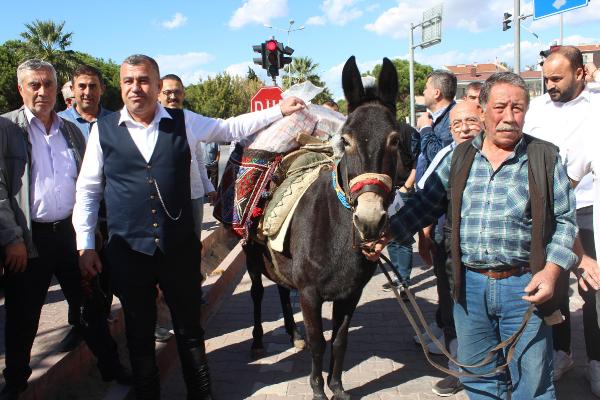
365 72 578 399
72 54 304 400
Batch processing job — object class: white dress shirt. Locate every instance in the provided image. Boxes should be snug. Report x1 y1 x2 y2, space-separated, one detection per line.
563 87 600 260
190 141 215 200
25 107 78 222
524 87 597 209
73 103 282 250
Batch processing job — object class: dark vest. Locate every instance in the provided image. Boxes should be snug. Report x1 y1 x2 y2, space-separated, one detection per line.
446 134 561 316
97 108 193 255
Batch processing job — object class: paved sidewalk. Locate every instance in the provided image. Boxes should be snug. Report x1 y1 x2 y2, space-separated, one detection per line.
162 258 597 400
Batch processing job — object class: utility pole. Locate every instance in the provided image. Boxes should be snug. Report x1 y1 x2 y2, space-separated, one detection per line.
409 23 416 127
559 14 564 45
514 0 520 74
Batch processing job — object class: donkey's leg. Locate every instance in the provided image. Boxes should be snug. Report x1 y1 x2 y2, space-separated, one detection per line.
244 243 266 358
327 296 361 400
276 285 305 349
300 288 327 400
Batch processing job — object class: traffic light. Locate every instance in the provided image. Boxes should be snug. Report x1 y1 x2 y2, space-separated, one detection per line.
277 42 294 70
503 12 512 31
253 43 265 68
265 39 280 77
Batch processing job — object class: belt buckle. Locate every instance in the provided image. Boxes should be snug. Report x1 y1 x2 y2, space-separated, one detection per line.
51 220 61 232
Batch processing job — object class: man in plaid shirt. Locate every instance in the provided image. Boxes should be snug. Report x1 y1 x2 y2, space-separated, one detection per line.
367 72 578 399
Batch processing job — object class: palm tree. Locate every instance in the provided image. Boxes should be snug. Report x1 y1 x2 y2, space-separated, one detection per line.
20 20 79 82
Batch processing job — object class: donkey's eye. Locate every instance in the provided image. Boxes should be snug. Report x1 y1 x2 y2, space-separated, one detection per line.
389 137 399 147
341 136 351 147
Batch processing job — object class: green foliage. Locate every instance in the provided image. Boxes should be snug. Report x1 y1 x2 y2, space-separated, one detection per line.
281 56 333 105
0 41 24 112
185 73 263 118
73 52 122 111
246 67 259 81
367 58 433 121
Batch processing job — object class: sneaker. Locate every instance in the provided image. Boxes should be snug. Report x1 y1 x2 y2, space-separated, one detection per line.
553 350 574 381
155 326 173 343
382 278 401 291
427 335 447 355
432 375 463 397
585 360 600 397
413 322 443 346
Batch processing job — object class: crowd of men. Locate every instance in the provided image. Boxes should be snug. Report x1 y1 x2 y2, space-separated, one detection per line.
0 44 599 400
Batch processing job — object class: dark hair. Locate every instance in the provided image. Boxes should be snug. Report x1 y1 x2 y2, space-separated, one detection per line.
122 54 160 77
547 45 584 72
465 81 483 92
426 70 457 101
161 74 183 85
323 99 338 107
71 64 104 85
479 72 529 109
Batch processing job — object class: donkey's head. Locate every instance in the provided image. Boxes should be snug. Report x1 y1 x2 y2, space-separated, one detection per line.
340 56 412 242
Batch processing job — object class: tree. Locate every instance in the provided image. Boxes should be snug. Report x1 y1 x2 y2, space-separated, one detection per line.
246 67 259 81
367 58 433 121
19 19 80 82
185 73 263 119
0 40 25 112
281 56 333 105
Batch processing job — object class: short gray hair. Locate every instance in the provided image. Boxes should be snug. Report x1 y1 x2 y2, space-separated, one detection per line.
61 81 73 100
427 70 457 101
17 59 57 85
479 72 530 109
122 54 160 77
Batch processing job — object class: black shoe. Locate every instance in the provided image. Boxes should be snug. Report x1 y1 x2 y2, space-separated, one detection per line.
0 385 23 400
155 326 174 343
102 364 133 385
57 327 83 353
382 278 401 291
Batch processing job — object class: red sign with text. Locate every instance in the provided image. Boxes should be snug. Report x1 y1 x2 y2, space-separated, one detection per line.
251 86 283 112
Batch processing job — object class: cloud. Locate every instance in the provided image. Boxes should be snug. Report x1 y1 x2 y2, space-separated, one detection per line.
228 0 288 29
160 12 188 30
155 52 215 85
306 16 326 26
224 61 261 78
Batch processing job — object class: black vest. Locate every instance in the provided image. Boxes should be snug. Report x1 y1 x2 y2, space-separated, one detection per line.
97 108 193 255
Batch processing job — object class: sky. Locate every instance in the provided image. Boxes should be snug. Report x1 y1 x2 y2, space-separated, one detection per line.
1 0 599 100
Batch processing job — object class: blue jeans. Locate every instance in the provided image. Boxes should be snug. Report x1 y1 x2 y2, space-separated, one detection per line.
454 268 554 400
387 192 414 284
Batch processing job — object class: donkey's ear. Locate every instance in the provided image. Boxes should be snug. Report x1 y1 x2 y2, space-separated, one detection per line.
378 58 399 114
342 56 365 113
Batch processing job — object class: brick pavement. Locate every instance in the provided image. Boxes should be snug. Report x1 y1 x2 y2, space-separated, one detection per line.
162 259 597 400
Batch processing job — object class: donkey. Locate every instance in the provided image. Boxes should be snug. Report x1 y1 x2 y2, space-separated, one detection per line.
245 56 412 400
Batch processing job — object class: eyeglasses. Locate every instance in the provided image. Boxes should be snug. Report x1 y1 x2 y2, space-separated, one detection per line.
162 89 182 97
451 117 481 130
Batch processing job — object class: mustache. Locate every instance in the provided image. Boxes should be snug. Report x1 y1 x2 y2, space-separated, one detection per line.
496 123 519 132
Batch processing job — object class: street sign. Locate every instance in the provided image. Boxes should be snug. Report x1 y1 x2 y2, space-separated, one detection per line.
421 3 443 49
250 86 282 112
534 0 588 20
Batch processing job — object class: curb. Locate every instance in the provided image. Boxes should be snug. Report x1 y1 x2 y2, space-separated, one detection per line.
14 226 244 400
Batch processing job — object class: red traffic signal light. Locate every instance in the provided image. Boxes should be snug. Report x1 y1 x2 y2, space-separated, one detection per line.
266 40 277 52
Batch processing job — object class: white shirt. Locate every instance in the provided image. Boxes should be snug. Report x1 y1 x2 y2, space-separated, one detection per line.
190 141 215 199
25 107 78 222
524 87 597 209
73 103 282 250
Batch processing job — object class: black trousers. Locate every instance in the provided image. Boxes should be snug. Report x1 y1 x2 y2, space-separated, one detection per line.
206 163 218 191
552 206 600 360
433 239 456 341
104 234 207 399
3 219 120 389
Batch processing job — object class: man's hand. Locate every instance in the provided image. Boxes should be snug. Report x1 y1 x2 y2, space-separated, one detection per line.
522 262 562 304
418 227 435 266
78 249 103 279
361 235 391 262
279 96 306 116
576 255 600 291
416 112 433 130
5 242 27 273
207 191 217 205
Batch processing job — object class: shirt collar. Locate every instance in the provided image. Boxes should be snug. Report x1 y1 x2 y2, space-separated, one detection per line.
541 85 591 106
118 103 172 127
69 105 111 122
472 132 528 159
23 106 63 131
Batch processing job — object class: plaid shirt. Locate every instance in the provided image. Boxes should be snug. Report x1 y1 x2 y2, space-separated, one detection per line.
390 134 578 270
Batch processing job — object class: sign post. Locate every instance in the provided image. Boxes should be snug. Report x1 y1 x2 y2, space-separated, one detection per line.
250 87 283 113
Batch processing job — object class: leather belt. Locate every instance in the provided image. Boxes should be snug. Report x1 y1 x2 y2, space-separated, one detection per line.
467 266 530 280
32 216 72 232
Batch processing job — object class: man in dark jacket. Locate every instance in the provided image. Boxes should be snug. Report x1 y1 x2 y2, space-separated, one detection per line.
0 59 129 400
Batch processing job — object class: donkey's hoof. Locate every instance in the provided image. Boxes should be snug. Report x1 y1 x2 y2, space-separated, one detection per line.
250 347 266 359
293 338 306 350
332 392 351 400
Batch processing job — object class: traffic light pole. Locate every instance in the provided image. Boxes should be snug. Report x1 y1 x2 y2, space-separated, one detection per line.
514 0 520 74
409 23 416 127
